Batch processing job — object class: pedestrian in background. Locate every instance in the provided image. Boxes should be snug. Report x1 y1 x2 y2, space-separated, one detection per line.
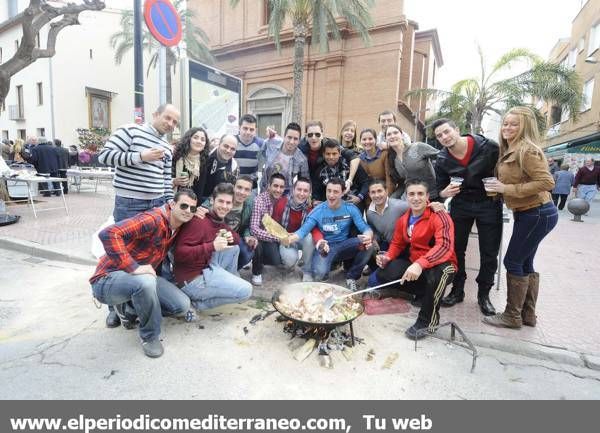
30 138 61 197
552 163 574 210
54 139 70 194
572 158 600 210
483 106 557 329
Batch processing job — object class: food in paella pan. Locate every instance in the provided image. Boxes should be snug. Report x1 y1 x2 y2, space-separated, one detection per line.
274 285 362 323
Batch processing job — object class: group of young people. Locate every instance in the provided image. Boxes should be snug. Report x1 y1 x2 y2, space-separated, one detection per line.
90 103 558 357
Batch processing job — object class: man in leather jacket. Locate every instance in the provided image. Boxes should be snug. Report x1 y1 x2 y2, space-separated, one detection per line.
432 118 502 316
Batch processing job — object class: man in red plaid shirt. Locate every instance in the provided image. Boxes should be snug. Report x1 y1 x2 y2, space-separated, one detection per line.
90 189 197 358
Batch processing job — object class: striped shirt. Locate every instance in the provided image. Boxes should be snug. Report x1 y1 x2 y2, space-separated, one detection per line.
235 135 264 181
99 123 174 200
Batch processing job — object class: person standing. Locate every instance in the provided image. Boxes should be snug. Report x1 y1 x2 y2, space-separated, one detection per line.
172 127 210 200
54 139 70 194
432 118 502 316
359 128 393 194
483 106 557 329
89 190 196 358
30 138 61 197
386 124 439 199
572 158 600 210
98 103 180 328
202 134 240 200
376 110 412 150
552 164 574 210
235 114 264 190
261 122 309 193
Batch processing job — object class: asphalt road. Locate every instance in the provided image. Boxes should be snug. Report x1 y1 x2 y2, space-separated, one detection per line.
1 249 599 399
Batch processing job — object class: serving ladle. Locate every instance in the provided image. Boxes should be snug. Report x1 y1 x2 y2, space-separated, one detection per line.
322 278 405 310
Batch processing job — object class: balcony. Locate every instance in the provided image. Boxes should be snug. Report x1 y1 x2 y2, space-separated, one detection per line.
546 123 561 138
8 104 24 120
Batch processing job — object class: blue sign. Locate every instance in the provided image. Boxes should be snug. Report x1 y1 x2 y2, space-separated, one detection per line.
144 0 182 47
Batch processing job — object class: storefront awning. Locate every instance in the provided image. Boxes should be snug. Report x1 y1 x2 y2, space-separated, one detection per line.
567 140 600 153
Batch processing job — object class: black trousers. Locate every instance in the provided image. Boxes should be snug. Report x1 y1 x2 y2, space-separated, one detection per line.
58 170 68 194
552 193 568 210
375 258 454 332
450 198 502 294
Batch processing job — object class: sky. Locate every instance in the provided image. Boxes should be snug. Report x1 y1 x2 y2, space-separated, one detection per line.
404 0 584 91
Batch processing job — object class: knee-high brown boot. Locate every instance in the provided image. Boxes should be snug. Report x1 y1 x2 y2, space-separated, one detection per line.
483 273 529 328
522 272 539 327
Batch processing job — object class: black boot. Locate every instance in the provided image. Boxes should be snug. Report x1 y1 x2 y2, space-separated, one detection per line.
477 286 496 316
441 287 464 307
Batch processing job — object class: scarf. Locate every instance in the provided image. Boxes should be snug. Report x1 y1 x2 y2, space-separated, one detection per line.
207 210 225 224
175 154 201 187
281 195 310 230
360 148 382 162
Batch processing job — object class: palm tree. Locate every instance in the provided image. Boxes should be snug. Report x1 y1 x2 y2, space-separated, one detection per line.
230 0 374 123
109 0 213 103
407 48 582 134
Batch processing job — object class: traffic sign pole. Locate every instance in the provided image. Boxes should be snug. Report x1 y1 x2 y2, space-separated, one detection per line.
134 0 145 123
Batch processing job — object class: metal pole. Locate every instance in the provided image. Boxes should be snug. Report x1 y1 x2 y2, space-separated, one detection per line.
133 0 144 123
159 46 166 105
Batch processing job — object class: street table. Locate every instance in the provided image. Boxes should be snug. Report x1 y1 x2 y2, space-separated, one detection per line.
65 168 114 193
1 175 69 218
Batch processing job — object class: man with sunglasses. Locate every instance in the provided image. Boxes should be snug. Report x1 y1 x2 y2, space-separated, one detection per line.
299 120 361 196
89 189 197 358
173 183 252 312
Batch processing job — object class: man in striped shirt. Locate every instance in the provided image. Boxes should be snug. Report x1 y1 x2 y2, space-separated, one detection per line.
235 114 264 189
98 103 180 328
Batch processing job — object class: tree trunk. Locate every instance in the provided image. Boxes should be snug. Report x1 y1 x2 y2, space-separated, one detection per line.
291 22 307 124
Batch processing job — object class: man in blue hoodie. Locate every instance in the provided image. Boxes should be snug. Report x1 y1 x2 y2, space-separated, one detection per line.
287 178 374 291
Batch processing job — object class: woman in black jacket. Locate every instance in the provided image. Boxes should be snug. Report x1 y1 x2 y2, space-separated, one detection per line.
172 127 210 201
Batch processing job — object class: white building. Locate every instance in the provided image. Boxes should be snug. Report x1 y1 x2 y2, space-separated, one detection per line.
0 0 175 147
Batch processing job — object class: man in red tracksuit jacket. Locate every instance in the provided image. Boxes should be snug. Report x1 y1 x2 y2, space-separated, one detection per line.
368 179 457 340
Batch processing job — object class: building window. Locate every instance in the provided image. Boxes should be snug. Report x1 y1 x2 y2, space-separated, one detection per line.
2 130 9 141
582 78 594 111
262 0 272 25
560 107 570 123
36 82 43 105
589 23 600 55
89 49 93 59
37 127 45 137
35 33 41 48
14 40 19 51
17 129 26 140
16 85 24 118
568 48 577 68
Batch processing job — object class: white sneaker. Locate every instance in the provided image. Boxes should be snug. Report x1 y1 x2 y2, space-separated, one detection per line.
346 278 358 292
251 274 263 286
302 273 314 282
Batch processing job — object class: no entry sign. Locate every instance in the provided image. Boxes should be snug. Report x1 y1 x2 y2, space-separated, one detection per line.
144 0 182 47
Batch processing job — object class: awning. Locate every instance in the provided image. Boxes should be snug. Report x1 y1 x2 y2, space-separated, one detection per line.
543 142 569 158
567 140 600 153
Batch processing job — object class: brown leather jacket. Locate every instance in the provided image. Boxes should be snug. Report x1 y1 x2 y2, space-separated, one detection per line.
498 142 554 212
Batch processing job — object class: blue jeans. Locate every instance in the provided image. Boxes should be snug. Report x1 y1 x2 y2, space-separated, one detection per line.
113 195 166 223
237 238 255 270
504 202 558 276
280 234 314 275
577 184 598 206
107 195 166 314
180 246 252 310
92 272 190 341
312 237 374 281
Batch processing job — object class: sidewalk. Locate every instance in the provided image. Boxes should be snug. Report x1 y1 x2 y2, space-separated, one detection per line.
1 187 599 360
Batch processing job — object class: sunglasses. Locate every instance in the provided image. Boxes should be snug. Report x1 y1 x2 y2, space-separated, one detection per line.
307 132 322 138
179 203 198 213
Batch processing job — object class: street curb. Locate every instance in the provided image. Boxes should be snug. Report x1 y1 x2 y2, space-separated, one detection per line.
0 236 97 266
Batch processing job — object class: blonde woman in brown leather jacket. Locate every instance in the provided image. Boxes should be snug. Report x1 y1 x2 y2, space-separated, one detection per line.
482 106 558 329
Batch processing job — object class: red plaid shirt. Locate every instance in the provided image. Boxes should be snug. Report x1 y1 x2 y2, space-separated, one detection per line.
90 205 178 283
